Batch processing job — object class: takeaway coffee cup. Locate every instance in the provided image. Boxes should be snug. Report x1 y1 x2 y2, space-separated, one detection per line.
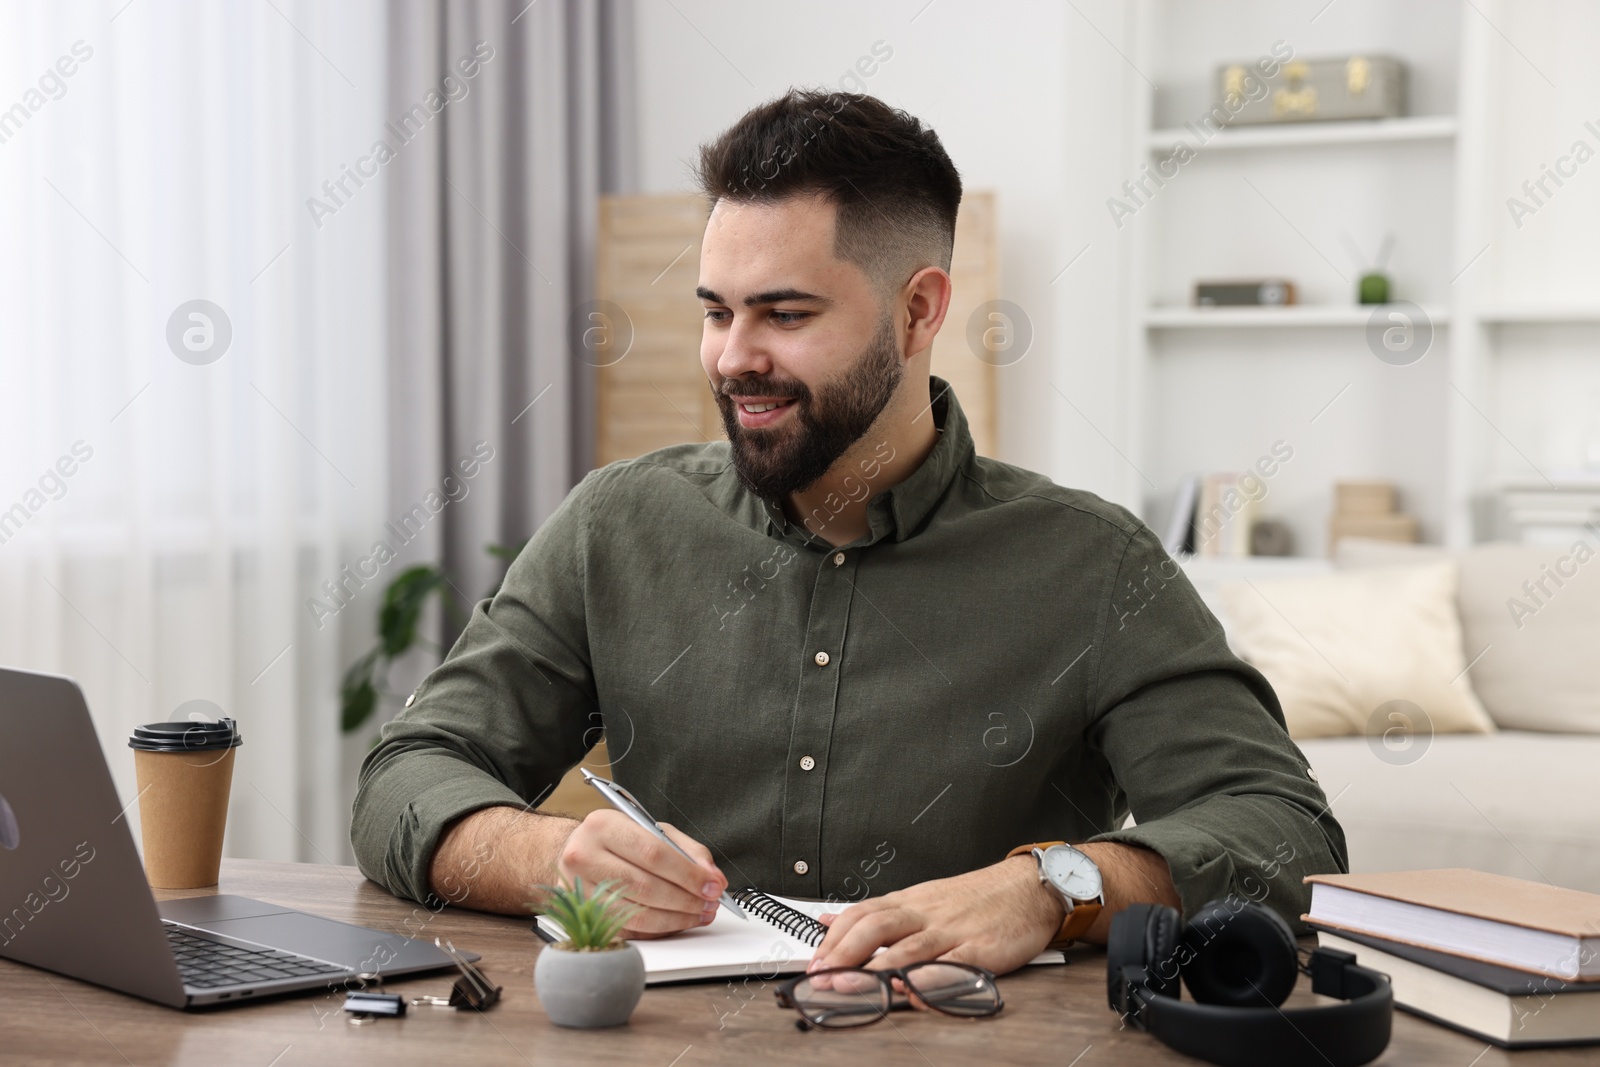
127 718 243 889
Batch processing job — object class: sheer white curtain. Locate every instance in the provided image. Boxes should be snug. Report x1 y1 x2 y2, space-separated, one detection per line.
0 0 388 864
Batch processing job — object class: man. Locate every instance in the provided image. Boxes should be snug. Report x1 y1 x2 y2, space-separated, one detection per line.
352 90 1345 976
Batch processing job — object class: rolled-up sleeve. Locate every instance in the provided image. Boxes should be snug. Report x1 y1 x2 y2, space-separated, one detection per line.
1084 527 1348 931
350 471 605 904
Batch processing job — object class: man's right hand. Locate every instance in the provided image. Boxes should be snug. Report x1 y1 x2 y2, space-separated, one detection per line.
557 809 729 938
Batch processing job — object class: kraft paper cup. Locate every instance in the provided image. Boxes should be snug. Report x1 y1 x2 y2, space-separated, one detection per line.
128 718 242 889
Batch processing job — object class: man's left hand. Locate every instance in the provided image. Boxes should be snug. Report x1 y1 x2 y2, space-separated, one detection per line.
810 855 1062 976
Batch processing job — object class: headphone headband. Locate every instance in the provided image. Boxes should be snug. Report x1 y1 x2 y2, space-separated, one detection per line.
1140 949 1392 1067
1108 902 1392 1067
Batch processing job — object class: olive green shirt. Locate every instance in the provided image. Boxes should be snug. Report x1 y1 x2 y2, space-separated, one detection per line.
352 379 1346 927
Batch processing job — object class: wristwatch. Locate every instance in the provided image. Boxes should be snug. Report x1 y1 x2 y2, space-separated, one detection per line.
1007 841 1104 946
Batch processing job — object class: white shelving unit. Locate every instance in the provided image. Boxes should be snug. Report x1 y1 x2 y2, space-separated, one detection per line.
1117 0 1599 556
1477 304 1600 325
1146 114 1457 154
1145 305 1449 330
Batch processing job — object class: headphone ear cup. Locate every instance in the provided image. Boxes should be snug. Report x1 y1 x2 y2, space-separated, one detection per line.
1145 904 1181 998
1107 903 1156 974
1106 903 1182 1011
1179 901 1299 1008
1107 904 1154 1012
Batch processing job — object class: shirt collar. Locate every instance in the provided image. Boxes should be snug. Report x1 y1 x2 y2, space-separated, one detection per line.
760 375 974 548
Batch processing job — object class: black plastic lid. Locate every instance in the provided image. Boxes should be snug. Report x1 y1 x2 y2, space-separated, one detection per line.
128 718 243 752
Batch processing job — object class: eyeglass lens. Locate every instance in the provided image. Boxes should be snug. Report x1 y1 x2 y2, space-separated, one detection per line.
791 968 890 1028
902 962 1001 1016
790 963 1000 1028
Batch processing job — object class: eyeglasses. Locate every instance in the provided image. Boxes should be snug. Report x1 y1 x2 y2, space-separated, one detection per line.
774 962 1004 1031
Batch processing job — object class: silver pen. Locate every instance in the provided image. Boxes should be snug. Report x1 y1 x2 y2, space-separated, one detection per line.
581 768 748 921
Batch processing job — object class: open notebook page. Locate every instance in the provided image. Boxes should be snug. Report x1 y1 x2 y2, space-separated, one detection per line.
537 893 1065 984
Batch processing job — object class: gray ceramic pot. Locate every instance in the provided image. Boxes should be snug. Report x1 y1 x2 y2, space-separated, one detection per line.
534 942 646 1028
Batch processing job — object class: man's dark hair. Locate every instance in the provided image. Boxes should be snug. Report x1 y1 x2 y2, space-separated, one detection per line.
694 89 963 298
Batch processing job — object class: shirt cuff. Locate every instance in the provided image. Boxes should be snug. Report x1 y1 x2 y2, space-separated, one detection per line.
1088 822 1245 921
372 773 531 906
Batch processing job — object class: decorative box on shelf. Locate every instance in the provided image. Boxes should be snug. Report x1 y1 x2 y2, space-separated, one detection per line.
1216 55 1406 125
1194 279 1295 307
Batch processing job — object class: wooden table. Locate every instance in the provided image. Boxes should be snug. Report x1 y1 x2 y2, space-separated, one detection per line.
1 859 1589 1066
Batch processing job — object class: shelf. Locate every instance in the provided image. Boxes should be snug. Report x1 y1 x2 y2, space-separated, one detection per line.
1180 556 1333 575
1145 305 1450 329
1179 557 1334 607
1478 304 1600 324
1146 115 1457 155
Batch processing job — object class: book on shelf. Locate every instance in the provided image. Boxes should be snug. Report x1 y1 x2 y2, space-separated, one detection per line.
1304 869 1600 980
1314 926 1600 1048
1162 474 1200 556
1194 473 1255 558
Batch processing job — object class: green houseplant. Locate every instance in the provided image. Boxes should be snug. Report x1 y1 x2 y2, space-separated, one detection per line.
531 878 646 1028
339 541 525 734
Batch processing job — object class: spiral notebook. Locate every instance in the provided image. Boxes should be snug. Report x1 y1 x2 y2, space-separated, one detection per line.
534 887 1066 984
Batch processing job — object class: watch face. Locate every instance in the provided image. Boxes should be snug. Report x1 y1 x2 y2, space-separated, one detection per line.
1041 846 1102 901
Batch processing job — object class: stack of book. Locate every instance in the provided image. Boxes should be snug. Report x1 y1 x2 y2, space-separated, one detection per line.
1305 869 1600 1048
1500 478 1600 544
1327 480 1417 553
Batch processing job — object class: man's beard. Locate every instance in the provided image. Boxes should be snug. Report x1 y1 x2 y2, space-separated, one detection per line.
715 314 902 501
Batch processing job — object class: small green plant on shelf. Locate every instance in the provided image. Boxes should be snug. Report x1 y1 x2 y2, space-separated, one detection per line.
533 878 638 951
338 540 527 733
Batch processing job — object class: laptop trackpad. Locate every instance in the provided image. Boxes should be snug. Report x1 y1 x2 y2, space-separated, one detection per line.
159 894 295 924
193 912 393 966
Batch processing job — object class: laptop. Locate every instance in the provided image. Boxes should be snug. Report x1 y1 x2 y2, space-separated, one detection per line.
0 666 465 1008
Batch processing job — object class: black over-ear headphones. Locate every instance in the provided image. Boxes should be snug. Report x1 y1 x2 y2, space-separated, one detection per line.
1107 899 1393 1067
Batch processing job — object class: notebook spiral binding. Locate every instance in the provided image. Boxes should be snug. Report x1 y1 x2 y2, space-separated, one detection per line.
732 887 827 947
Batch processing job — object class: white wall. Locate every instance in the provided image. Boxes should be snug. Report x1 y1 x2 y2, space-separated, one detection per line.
631 0 1141 503
1479 0 1600 486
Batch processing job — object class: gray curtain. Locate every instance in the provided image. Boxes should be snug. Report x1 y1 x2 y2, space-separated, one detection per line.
386 0 635 642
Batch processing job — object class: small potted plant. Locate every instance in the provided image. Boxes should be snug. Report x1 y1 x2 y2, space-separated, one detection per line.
531 878 645 1028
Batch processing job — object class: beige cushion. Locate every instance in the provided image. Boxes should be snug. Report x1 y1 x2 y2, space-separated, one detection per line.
1337 538 1600 733
1218 561 1496 739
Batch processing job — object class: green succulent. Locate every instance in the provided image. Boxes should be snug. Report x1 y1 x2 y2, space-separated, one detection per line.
533 878 638 951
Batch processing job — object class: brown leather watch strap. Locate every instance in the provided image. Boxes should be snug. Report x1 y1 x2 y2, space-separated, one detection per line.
1008 841 1101 946
1054 900 1101 944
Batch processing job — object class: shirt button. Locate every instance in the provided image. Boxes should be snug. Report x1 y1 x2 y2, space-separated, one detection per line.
833 552 845 566
814 651 830 666
1306 766 1319 783
793 860 810 875
799 755 816 771
404 692 416 708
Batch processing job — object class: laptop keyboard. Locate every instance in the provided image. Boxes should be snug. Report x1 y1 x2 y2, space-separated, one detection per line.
165 925 349 989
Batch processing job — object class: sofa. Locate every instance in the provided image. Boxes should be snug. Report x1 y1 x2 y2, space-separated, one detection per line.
1185 538 1600 893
